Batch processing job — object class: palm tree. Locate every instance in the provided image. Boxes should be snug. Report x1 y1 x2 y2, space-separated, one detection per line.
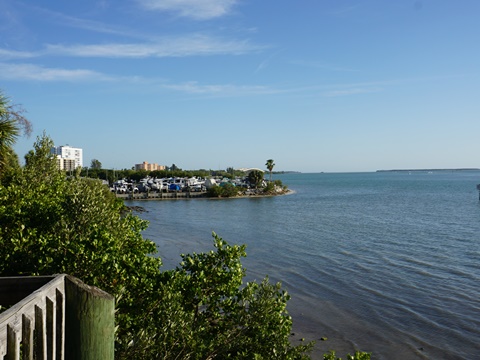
0 91 32 175
265 159 275 182
0 94 19 173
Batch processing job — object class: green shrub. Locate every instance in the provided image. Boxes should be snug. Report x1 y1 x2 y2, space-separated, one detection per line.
207 183 239 198
207 184 223 197
123 234 314 359
220 182 239 197
263 181 276 194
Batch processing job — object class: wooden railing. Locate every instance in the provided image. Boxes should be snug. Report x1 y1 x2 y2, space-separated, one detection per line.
0 274 114 360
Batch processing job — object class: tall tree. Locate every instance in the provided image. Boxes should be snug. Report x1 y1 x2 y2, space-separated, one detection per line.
266 159 275 181
90 158 102 169
248 170 264 188
0 117 19 172
0 91 32 177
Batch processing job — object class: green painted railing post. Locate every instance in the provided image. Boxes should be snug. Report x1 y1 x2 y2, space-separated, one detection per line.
65 276 115 360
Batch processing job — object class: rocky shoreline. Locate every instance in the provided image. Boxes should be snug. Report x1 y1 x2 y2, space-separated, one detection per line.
118 187 293 201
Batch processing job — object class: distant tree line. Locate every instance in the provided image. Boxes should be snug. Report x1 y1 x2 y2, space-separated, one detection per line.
81 166 249 185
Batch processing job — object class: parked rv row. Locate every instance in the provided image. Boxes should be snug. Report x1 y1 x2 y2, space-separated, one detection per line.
109 176 261 194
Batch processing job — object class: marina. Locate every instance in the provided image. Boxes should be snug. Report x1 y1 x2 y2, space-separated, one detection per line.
110 173 280 200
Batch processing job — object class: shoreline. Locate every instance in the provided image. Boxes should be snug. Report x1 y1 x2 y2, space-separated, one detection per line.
120 189 295 201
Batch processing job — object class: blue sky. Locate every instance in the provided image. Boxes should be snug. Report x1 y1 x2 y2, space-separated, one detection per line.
2 0 479 172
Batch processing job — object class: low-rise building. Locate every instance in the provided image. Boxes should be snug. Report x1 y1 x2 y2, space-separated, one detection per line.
135 161 166 171
56 156 77 171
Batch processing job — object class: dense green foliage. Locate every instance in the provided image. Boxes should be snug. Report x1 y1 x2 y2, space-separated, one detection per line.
207 182 240 198
248 170 264 188
0 136 161 356
263 181 276 194
122 236 313 359
263 179 288 195
0 134 315 359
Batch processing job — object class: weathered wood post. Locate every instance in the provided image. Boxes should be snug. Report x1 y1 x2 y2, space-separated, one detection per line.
477 184 480 200
64 276 115 360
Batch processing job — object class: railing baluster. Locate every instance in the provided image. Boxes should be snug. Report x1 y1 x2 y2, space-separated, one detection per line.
55 289 64 360
22 314 34 360
6 324 20 360
46 298 55 360
34 305 46 360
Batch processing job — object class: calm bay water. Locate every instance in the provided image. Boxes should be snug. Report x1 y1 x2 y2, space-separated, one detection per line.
132 172 480 359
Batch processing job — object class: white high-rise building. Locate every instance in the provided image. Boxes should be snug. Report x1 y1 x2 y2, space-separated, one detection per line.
51 145 83 169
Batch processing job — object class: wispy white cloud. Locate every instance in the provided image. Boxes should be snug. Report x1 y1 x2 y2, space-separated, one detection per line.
0 63 109 82
0 35 262 60
0 48 35 60
8 3 138 39
44 35 262 58
137 0 238 20
0 61 283 97
162 81 279 96
255 50 284 73
4 61 458 100
51 14 134 37
0 61 388 98
255 59 269 73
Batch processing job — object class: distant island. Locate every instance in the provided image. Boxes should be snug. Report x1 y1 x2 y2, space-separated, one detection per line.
377 168 480 172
